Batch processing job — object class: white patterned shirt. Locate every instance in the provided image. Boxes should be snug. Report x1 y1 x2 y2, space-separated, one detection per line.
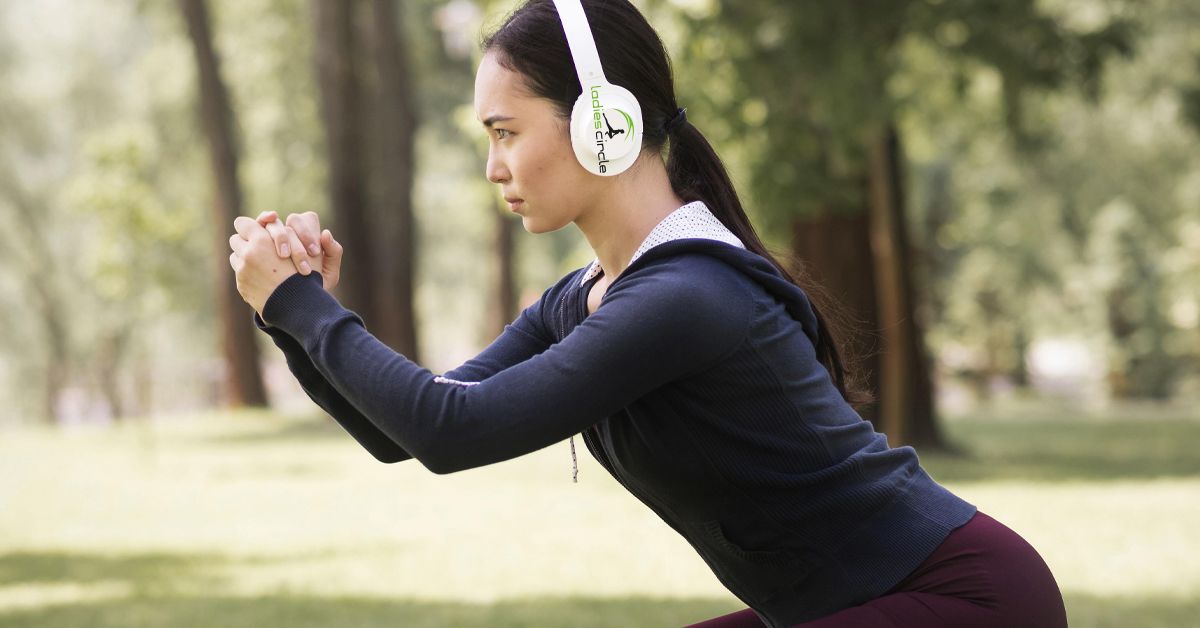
578 200 746 287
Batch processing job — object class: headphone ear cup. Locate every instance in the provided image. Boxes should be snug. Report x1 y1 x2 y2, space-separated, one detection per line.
569 83 643 177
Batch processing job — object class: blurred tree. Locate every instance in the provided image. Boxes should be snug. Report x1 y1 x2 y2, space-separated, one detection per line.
311 0 423 359
64 122 208 420
660 0 1134 446
491 195 520 333
0 1 219 423
364 0 421 358
179 0 268 408
0 169 71 424
0 16 62 423
438 0 523 338
311 0 380 328
0 7 102 422
905 0 1199 401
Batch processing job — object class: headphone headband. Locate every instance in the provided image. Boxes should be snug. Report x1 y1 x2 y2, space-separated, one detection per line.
553 0 642 176
552 0 606 86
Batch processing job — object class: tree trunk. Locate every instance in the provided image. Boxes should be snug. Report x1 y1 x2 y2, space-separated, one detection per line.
134 358 153 419
853 125 948 449
880 126 945 450
179 0 268 409
866 125 914 447
490 199 519 339
1012 325 1031 388
312 0 377 324
365 0 420 359
1104 284 1140 399
95 327 131 422
33 280 70 425
791 207 882 425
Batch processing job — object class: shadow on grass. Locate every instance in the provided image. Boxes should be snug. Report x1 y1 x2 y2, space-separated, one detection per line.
0 550 744 627
1064 591 1200 628
0 550 230 595
0 590 745 628
2 590 1198 628
918 417 1200 482
3 552 1198 628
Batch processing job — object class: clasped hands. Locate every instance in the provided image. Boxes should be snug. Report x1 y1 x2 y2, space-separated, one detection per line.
227 210 343 318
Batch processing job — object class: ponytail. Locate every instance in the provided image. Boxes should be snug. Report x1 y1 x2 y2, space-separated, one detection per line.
666 121 875 412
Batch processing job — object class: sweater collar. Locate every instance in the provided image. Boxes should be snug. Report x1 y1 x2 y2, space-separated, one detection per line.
578 200 746 287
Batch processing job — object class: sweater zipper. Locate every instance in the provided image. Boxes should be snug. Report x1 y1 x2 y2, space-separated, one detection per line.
556 288 579 483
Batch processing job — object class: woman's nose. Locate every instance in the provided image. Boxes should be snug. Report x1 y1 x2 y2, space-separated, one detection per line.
486 150 510 184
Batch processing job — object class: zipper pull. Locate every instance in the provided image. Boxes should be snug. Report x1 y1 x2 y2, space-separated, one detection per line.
570 435 578 483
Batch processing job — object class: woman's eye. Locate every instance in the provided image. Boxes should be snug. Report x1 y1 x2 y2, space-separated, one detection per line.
494 128 512 140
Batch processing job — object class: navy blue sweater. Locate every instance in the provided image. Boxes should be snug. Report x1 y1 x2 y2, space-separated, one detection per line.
255 234 976 626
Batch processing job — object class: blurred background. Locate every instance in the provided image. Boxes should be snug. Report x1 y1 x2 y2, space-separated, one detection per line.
0 0 1197 626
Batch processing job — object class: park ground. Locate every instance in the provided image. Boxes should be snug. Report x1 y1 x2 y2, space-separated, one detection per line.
1 399 1198 627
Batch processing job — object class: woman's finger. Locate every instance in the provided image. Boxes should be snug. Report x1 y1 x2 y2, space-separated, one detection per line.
322 229 343 259
319 229 342 290
255 210 278 226
233 216 268 242
286 211 323 257
228 233 247 254
284 226 313 275
262 218 292 258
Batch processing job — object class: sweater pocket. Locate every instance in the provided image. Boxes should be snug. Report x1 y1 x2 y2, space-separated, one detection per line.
688 519 818 606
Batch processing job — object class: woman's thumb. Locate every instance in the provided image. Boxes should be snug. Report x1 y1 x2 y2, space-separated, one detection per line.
322 229 342 258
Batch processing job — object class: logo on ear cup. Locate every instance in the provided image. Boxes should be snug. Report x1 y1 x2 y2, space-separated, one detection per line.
602 113 625 139
570 81 641 176
588 85 637 173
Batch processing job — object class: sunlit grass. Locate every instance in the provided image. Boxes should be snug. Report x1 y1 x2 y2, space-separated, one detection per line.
1 407 1197 626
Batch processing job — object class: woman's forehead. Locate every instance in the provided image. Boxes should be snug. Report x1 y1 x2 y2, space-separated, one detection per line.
474 53 540 122
474 55 515 116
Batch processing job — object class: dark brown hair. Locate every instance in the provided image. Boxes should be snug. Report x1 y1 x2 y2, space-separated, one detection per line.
482 0 874 411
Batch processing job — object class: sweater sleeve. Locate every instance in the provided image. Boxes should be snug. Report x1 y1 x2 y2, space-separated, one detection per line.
253 272 563 462
435 275 564 384
252 300 412 463
250 272 564 463
260 259 751 475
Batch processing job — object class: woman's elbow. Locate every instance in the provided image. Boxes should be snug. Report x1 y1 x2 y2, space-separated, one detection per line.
401 432 490 475
370 451 411 464
421 454 462 475
364 443 413 464
412 444 473 475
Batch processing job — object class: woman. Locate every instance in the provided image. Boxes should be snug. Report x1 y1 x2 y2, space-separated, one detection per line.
227 1 1067 626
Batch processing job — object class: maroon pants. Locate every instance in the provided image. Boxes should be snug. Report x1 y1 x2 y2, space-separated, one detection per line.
685 511 1067 628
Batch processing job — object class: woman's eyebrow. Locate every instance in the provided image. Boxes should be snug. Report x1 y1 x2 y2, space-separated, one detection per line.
481 115 515 128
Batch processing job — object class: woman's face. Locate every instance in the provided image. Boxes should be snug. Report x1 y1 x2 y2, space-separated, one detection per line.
474 52 603 233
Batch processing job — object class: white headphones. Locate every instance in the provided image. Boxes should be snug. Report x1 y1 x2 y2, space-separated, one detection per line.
553 0 644 176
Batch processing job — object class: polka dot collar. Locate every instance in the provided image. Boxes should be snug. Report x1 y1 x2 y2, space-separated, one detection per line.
578 200 746 287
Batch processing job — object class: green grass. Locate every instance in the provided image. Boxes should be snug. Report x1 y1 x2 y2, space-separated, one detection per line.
923 412 1200 482
1 406 1197 627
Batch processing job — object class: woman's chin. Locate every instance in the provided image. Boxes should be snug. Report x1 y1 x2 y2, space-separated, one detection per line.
520 215 567 235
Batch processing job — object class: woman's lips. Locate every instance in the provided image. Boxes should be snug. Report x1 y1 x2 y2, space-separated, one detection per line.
506 199 524 212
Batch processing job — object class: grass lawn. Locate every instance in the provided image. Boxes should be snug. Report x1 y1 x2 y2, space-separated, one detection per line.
1 402 1197 627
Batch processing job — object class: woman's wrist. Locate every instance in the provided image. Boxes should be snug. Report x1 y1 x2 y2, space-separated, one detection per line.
260 271 332 334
